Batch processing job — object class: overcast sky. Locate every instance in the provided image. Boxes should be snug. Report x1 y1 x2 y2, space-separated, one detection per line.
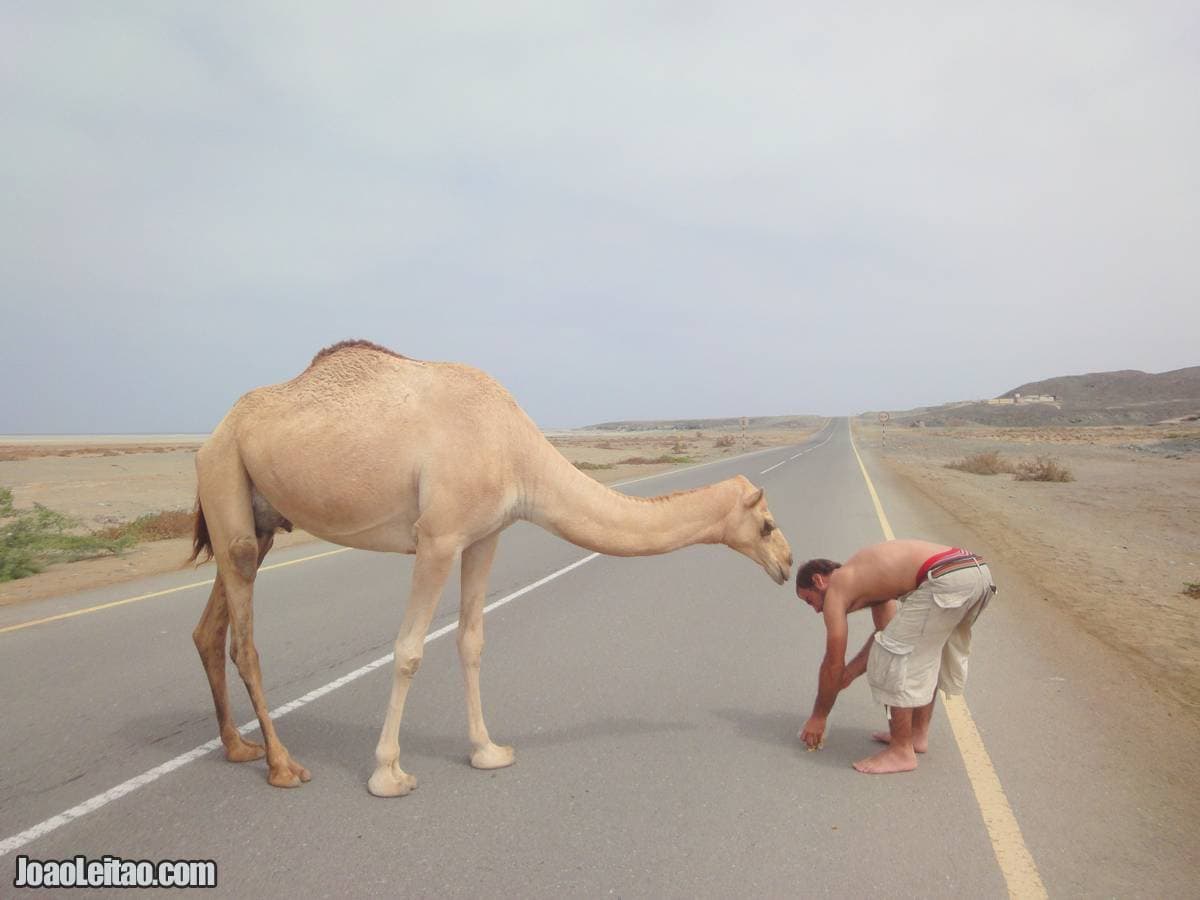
2 3 1197 432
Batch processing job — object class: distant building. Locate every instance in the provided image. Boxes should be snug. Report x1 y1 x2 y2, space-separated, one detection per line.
984 393 1056 405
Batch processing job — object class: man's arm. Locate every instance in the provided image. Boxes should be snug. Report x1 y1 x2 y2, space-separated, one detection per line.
812 608 849 718
841 599 898 688
799 599 848 749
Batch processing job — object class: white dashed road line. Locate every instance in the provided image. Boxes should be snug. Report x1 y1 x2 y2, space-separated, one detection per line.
0 553 601 859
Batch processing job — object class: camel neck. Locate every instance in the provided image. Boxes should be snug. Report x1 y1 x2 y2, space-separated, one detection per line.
522 453 733 556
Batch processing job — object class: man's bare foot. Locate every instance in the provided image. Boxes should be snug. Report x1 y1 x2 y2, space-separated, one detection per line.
853 746 918 774
872 730 928 753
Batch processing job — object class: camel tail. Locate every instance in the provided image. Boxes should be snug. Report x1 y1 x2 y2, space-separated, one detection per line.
189 496 213 564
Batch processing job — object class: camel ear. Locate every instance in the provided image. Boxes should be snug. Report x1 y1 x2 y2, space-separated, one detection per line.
744 487 764 508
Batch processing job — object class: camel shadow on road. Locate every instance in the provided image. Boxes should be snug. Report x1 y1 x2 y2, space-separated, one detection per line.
274 711 700 780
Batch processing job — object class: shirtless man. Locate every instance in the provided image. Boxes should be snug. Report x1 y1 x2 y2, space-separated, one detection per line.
794 539 995 774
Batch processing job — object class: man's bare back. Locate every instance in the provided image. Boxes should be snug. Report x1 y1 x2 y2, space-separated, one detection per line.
831 539 954 613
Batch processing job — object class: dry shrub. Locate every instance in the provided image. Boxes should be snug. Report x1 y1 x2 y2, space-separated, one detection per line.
617 455 692 465
1015 456 1074 482
574 461 614 471
0 444 199 462
714 435 735 448
1183 583 1200 600
593 440 613 450
945 451 1015 475
97 509 194 542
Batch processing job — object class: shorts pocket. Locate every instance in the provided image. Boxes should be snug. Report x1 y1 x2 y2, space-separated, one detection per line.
930 577 977 610
867 632 914 693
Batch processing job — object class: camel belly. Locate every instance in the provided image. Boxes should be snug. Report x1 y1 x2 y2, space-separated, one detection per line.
304 517 420 554
240 443 421 546
254 475 420 547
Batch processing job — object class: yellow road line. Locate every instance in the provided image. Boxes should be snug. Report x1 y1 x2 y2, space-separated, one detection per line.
0 547 352 636
848 423 1047 899
941 694 1047 898
848 426 896 541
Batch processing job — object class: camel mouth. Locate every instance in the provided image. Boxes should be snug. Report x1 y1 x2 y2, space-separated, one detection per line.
770 563 789 585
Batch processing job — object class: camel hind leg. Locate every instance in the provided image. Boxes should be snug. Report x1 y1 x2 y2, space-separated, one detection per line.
192 533 276 764
457 532 514 770
196 442 310 788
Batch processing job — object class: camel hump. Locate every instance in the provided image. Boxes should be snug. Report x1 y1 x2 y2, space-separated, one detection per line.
308 339 408 368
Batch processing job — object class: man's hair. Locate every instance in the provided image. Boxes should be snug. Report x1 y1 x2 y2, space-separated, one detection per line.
795 558 842 589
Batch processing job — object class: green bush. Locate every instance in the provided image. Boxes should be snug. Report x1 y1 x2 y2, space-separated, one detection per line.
0 487 134 582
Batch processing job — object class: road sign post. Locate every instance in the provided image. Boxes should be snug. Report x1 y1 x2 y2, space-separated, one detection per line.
878 412 890 450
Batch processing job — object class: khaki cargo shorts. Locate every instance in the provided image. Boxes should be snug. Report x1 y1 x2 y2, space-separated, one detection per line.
866 562 995 709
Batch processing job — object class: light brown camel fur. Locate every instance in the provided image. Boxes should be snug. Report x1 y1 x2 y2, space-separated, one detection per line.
189 340 793 796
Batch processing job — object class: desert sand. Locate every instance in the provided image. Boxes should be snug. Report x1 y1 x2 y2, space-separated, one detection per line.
856 421 1200 716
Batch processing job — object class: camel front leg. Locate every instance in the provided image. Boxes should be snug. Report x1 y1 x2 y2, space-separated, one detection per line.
368 538 457 797
458 532 514 770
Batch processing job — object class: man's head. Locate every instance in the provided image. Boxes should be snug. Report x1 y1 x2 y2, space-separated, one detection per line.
795 558 842 613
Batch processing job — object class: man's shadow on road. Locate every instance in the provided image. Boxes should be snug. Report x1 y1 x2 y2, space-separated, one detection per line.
711 707 877 771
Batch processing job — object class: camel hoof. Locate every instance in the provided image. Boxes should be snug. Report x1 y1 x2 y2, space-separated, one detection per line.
471 743 515 770
367 765 418 797
224 737 266 763
268 769 302 788
267 757 311 788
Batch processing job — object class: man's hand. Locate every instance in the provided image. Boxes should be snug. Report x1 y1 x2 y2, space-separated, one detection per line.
799 715 826 750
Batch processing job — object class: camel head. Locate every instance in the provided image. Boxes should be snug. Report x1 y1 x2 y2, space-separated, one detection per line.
722 476 793 585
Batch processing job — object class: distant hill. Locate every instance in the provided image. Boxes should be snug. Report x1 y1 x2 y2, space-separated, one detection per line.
1000 367 1200 408
867 366 1200 427
579 415 825 432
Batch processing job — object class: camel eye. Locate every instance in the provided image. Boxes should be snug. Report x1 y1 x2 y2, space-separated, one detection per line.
761 521 774 537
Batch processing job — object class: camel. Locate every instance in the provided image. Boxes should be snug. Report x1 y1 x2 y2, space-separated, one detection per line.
189 340 793 796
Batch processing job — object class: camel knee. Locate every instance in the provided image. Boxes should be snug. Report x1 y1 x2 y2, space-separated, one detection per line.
227 535 259 582
394 641 423 678
192 622 225 660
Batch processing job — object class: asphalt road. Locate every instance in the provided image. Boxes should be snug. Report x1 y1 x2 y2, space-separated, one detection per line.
2 419 1197 897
